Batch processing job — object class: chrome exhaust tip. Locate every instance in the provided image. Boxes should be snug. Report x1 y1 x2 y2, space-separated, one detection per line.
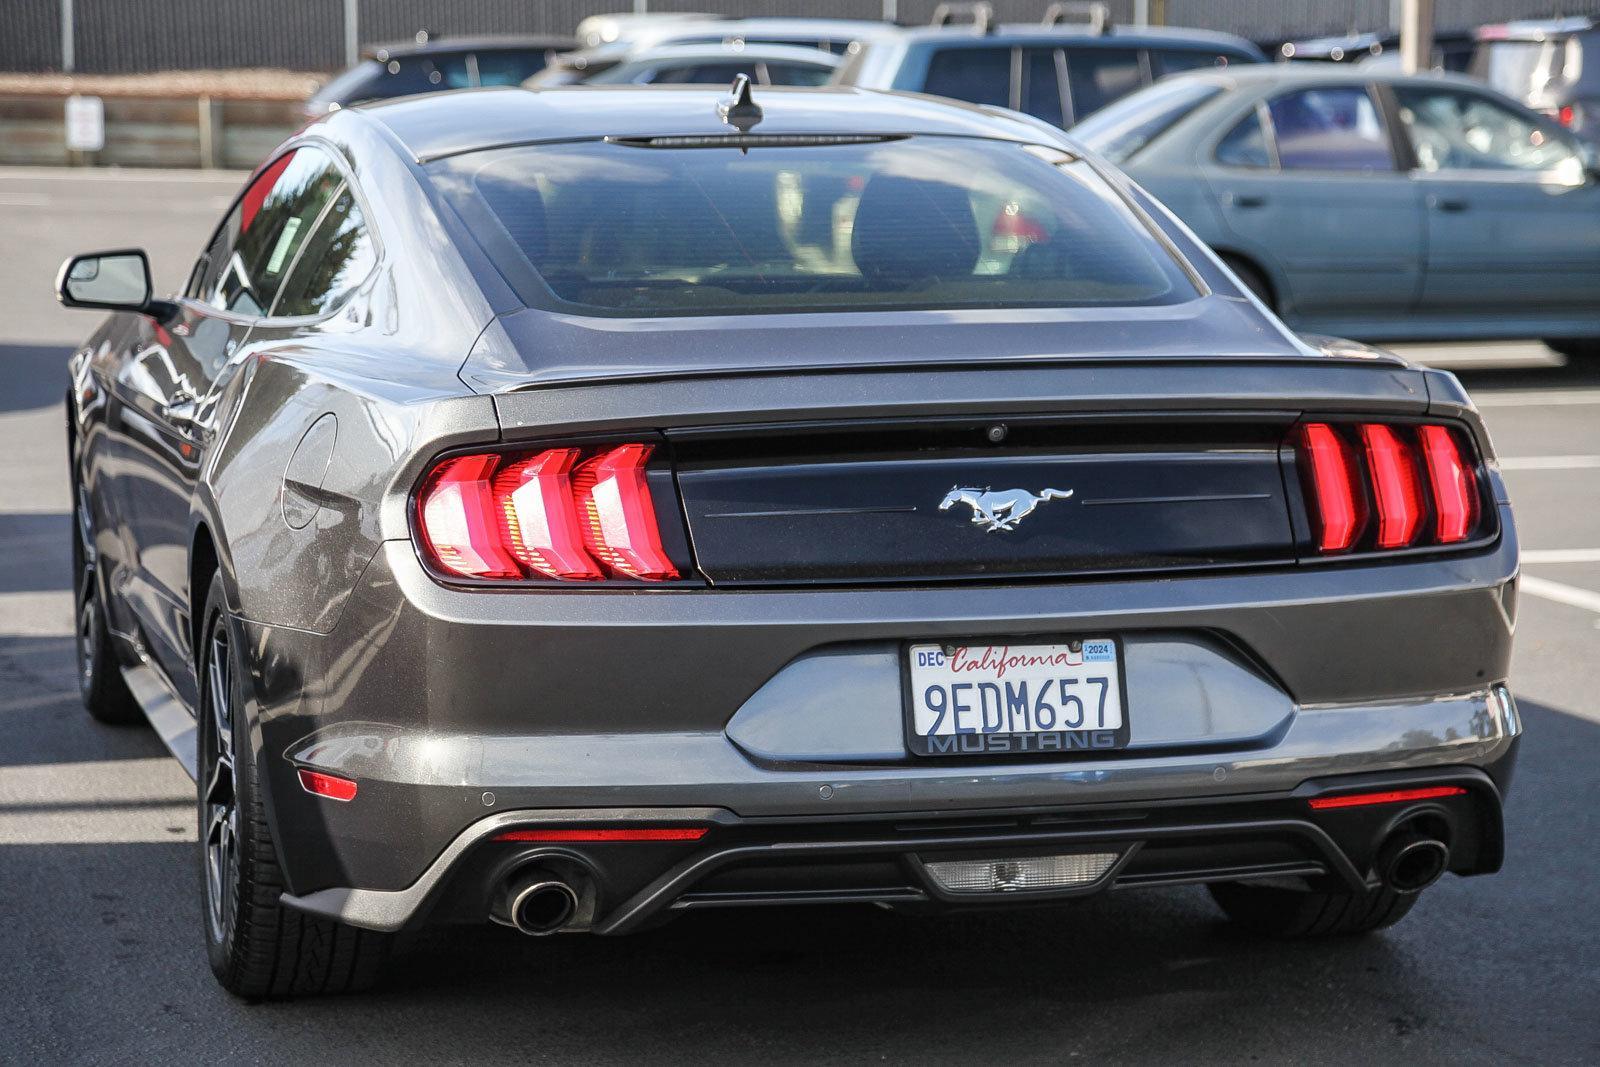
1378 833 1450 894
504 871 580 936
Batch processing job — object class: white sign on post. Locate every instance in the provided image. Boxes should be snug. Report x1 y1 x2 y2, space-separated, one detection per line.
65 95 105 153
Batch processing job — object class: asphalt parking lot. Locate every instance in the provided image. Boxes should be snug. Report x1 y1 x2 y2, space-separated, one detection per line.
0 167 1595 1064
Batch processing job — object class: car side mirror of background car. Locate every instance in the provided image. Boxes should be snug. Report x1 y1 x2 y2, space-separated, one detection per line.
55 249 177 320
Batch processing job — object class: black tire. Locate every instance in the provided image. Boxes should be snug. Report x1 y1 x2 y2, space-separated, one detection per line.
197 572 390 998
1208 880 1419 938
71 476 140 725
1220 255 1276 311
1543 338 1600 360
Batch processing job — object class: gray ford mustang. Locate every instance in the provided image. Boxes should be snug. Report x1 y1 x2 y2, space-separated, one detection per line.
56 80 1521 998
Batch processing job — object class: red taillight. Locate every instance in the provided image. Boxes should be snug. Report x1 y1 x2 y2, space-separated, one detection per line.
1297 421 1483 554
1558 104 1576 127
297 768 358 802
1360 424 1423 548
416 443 683 583
1418 425 1479 543
1299 423 1364 552
1308 785 1467 810
571 444 680 582
492 827 707 842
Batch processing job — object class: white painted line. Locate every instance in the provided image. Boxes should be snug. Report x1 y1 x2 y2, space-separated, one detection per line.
0 809 197 845
1522 549 1600 564
0 501 70 515
0 195 51 207
0 690 77 714
1520 575 1600 615
1499 455 1600 471
1473 388 1600 407
0 590 73 637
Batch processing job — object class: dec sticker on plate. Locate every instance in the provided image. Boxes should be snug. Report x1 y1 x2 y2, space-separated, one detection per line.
905 639 1127 757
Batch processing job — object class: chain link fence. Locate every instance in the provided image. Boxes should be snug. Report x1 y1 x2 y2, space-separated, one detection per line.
6 0 1600 74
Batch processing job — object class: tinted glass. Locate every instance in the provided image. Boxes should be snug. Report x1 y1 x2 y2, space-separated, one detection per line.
1020 48 1065 127
308 60 385 107
194 148 344 317
472 49 552 86
923 47 1012 108
362 54 473 97
273 186 378 317
1215 109 1271 167
764 62 835 87
1064 48 1144 119
1394 86 1582 173
435 137 1196 317
649 61 759 85
1150 49 1233 76
1073 78 1223 162
1267 87 1392 171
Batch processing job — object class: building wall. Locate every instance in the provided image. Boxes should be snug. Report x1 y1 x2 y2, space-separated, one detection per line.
5 0 1600 74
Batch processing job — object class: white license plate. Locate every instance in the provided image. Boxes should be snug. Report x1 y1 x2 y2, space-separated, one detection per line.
905 639 1127 757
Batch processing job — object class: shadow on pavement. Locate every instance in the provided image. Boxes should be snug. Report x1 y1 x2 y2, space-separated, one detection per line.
1451 353 1600 393
0 344 70 414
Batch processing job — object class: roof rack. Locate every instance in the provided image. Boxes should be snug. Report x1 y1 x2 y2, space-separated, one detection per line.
930 2 994 35
1042 2 1111 34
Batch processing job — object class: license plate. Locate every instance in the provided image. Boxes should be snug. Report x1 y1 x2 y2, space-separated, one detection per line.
905 638 1128 757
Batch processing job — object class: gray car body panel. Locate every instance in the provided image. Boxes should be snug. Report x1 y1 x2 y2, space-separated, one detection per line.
63 86 1520 929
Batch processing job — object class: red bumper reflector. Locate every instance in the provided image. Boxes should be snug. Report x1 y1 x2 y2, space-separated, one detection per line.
297 768 358 802
492 827 708 843
1308 785 1467 811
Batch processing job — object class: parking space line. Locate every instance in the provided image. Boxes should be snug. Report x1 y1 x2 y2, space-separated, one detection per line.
1522 549 1600 564
0 591 73 637
1499 455 1600 470
1473 389 1600 407
1520 575 1600 615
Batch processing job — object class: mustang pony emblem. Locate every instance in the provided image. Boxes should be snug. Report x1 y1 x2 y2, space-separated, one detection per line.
938 486 1074 533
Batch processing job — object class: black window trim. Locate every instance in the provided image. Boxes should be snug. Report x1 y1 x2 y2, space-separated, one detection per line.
176 135 384 328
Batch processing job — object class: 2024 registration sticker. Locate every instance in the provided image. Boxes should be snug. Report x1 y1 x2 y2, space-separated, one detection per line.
906 639 1127 756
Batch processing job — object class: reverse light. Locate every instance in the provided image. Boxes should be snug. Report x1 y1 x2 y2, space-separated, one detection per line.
416 442 685 583
1308 785 1467 810
492 827 708 842
1418 425 1479 543
1299 423 1364 551
297 768 358 802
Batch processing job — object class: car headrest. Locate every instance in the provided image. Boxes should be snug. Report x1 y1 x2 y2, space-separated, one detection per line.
475 170 548 264
850 175 980 288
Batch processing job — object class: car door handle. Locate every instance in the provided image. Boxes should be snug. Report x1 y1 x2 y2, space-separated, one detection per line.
1226 193 1268 209
1429 196 1470 213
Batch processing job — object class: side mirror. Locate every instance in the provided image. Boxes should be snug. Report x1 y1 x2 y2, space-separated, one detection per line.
56 249 173 318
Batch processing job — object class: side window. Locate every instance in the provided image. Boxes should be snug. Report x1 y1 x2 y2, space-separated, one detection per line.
202 147 346 317
1266 87 1393 172
1063 48 1144 120
922 47 1012 108
649 62 757 85
471 49 552 87
764 62 834 87
1020 48 1065 127
1215 109 1272 167
271 186 378 318
1393 87 1582 173
384 54 471 94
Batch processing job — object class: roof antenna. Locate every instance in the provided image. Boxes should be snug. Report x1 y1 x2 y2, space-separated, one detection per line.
718 73 763 133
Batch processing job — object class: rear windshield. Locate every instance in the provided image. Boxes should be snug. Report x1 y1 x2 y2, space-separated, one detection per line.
431 135 1195 317
1072 78 1224 162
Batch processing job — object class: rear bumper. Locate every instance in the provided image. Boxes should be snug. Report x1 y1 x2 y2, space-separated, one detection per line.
283 762 1515 934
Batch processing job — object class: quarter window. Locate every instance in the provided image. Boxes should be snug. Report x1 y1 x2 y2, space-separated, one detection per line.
922 47 1012 108
1266 87 1393 172
1063 48 1145 120
1394 86 1582 173
1215 109 1272 168
271 186 378 318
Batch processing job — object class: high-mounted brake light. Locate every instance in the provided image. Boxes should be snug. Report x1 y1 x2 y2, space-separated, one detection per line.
1299 423 1364 552
416 443 685 583
1418 425 1479 543
1308 785 1467 810
1361 424 1423 548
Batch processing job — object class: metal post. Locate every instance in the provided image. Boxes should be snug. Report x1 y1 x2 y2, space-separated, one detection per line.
1133 0 1148 27
882 0 897 23
344 0 359 68
633 0 647 15
198 96 224 169
1400 0 1434 74
60 0 74 73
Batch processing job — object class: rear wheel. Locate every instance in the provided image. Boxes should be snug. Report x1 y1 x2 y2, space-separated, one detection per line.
1208 880 1419 938
197 572 390 998
72 477 140 725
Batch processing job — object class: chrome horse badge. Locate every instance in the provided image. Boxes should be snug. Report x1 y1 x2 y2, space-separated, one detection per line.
938 486 1074 533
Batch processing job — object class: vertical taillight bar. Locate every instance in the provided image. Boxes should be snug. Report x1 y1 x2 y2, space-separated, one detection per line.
1298 423 1364 552
1360 424 1423 549
1418 425 1479 544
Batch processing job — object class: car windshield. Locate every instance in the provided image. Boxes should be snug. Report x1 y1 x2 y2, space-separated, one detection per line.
431 135 1195 317
1071 79 1225 162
